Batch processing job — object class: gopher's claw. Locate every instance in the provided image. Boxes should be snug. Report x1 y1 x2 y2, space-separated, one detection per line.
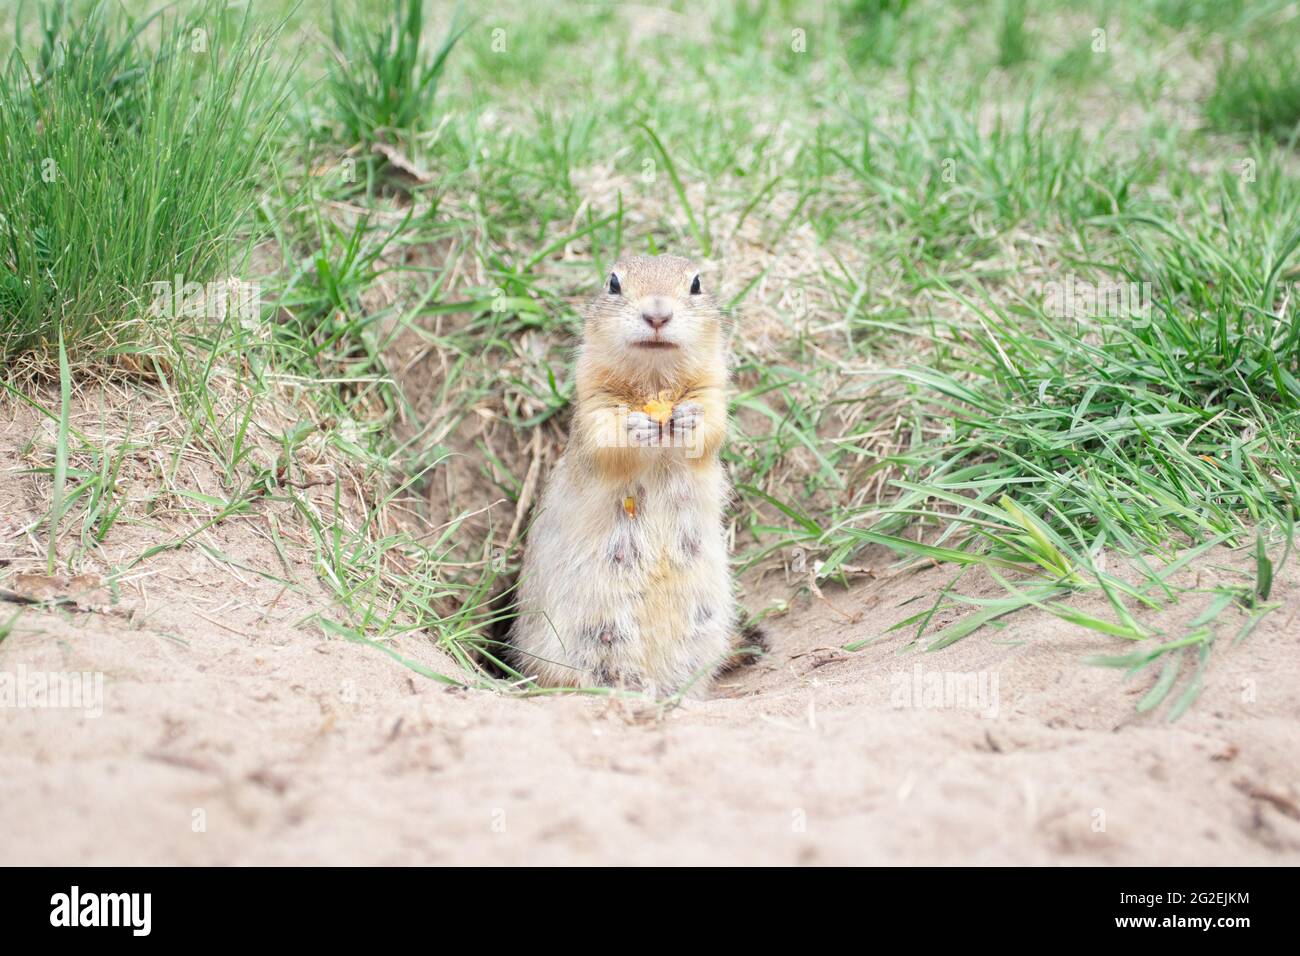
625 410 661 446
669 401 703 434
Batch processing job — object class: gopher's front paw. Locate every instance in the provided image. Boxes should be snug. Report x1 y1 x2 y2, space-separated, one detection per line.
669 401 703 435
625 410 661 447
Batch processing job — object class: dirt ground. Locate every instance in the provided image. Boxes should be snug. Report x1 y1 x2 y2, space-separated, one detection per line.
3 394 1300 866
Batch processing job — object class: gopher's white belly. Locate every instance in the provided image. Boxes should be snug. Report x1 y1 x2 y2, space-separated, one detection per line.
509 453 734 696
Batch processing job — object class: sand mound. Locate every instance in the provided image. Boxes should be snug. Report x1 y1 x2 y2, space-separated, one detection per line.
4 388 1298 866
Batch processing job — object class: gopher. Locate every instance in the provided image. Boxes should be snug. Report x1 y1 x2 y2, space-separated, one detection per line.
507 255 761 697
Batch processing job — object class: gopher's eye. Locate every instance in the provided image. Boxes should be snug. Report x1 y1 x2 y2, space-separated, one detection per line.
689 275 701 295
608 273 621 295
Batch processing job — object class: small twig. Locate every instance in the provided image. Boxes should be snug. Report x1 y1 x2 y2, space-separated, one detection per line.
505 430 544 551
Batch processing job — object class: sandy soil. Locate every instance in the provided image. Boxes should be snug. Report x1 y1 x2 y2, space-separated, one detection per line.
3 394 1300 866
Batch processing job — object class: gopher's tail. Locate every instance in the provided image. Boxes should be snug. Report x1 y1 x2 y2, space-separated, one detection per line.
721 620 770 672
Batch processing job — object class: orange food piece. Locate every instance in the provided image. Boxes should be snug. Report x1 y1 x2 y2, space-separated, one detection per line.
623 496 637 518
642 397 674 424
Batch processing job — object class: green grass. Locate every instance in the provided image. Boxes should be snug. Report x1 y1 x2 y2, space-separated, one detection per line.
0 0 286 363
2 0 1299 714
996 0 1033 69
1206 34 1300 142
327 0 466 148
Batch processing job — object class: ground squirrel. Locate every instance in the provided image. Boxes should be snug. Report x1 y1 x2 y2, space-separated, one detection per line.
507 254 760 697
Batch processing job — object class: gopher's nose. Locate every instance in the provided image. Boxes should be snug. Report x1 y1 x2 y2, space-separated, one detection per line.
642 300 673 329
